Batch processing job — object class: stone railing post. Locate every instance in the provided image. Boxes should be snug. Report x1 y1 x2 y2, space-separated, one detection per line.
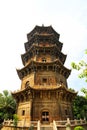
65 118 71 130
37 120 40 130
74 119 77 125
53 120 57 130
80 118 83 124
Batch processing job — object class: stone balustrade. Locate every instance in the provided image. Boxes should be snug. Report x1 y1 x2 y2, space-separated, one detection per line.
2 118 87 130
55 118 87 127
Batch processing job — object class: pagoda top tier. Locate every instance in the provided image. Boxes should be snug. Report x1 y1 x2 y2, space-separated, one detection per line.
17 25 71 81
25 25 62 52
27 25 60 41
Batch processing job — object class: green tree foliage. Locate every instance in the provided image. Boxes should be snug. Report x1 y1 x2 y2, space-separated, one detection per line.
71 49 87 98
71 50 87 119
81 88 87 98
71 50 87 82
0 90 16 123
72 95 87 119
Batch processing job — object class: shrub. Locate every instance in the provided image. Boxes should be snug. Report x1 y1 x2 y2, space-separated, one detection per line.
13 114 19 127
74 126 84 130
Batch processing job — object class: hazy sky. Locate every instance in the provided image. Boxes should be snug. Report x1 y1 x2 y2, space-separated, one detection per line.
0 0 87 95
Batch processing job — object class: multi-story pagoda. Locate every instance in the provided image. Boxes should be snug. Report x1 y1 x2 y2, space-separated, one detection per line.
12 25 76 125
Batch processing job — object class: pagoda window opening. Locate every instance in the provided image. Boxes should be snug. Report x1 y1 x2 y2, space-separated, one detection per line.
43 78 47 85
42 111 49 122
42 57 46 62
22 110 25 116
65 109 68 115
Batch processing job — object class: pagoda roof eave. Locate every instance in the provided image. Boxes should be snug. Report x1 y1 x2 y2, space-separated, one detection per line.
21 54 25 66
25 33 62 52
17 59 71 72
12 84 77 96
12 86 30 95
22 44 65 57
17 59 71 80
21 44 67 66
30 84 77 93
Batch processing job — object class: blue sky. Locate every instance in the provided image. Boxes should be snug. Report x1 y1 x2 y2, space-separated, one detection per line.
0 0 87 95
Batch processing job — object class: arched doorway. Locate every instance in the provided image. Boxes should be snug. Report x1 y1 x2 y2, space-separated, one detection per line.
41 110 49 123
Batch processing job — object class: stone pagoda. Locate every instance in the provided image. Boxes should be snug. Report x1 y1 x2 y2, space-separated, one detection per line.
12 25 76 125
